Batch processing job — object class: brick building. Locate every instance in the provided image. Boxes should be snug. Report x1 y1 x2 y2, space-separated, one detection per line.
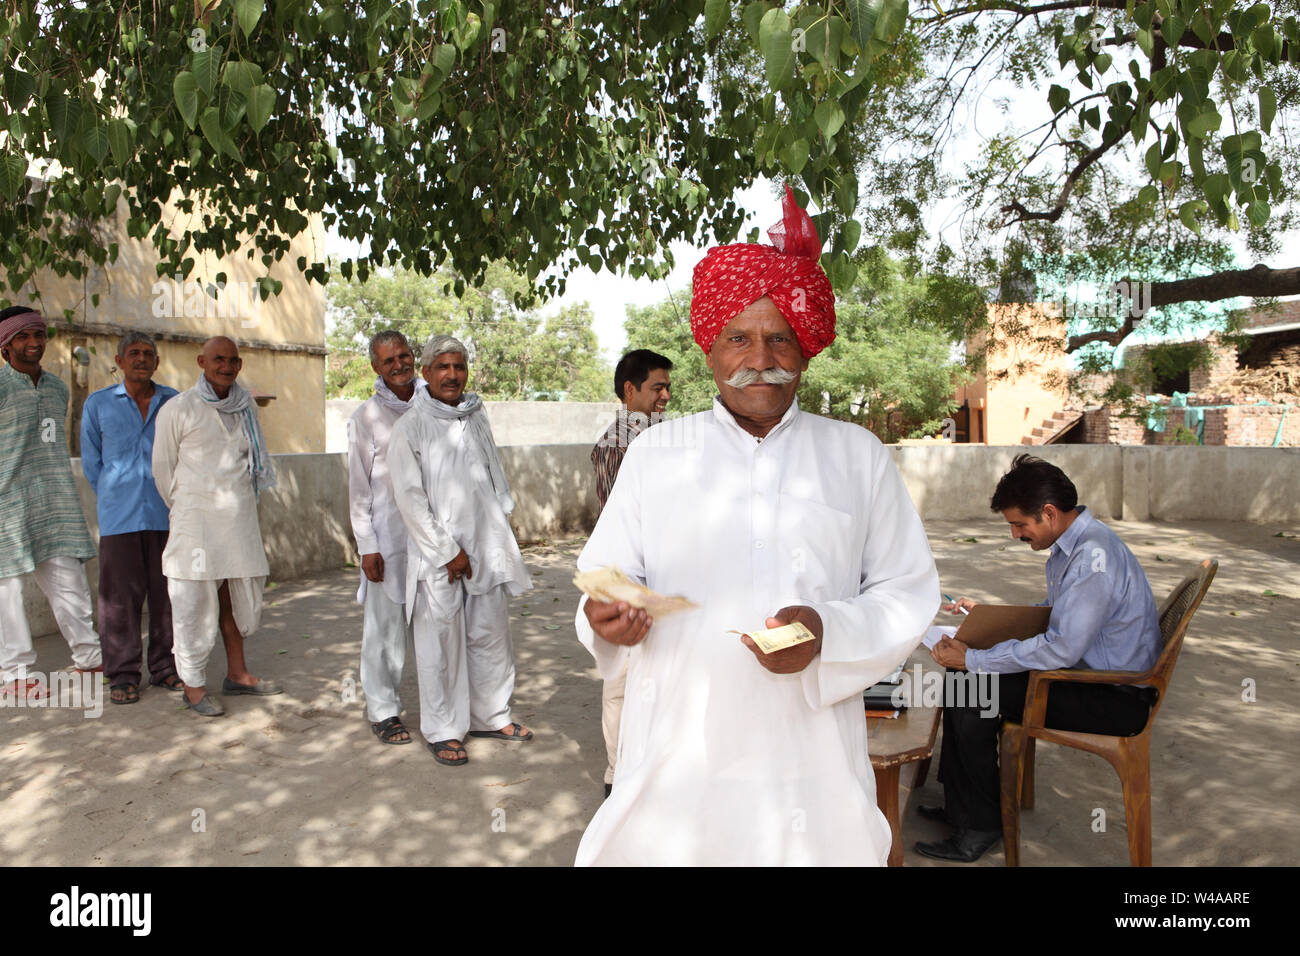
1086 299 1300 447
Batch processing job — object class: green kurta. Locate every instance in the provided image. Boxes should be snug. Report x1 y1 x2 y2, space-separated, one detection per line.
0 363 96 578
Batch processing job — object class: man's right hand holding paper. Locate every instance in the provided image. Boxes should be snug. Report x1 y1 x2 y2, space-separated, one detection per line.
585 598 653 646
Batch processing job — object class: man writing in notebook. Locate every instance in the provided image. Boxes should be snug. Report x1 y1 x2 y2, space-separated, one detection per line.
918 454 1161 862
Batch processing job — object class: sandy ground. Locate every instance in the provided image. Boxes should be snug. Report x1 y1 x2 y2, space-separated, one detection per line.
1 518 1296 867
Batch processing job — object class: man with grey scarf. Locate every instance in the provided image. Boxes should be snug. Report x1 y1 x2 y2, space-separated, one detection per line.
153 336 282 717
388 335 534 766
348 330 424 745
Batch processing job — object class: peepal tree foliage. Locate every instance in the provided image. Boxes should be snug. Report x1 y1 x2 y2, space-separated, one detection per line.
0 0 926 311
0 0 764 304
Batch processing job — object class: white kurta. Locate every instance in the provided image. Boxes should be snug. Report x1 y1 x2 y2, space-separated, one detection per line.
387 407 531 615
347 394 412 605
574 398 940 866
152 388 270 581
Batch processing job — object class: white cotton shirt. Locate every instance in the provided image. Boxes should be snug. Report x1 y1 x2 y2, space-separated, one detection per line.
574 398 940 866
152 388 270 581
387 404 532 622
348 394 413 606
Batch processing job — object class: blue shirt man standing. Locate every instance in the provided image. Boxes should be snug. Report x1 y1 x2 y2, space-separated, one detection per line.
917 454 1161 862
81 332 180 704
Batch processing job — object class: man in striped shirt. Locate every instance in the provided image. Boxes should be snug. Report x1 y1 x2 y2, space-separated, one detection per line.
0 306 102 700
588 348 672 796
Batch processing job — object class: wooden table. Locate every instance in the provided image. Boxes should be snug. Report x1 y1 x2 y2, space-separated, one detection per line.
867 665 943 867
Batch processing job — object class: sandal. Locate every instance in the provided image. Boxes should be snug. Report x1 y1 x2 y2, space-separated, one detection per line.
110 683 140 705
468 722 534 742
427 739 468 767
371 716 413 745
1 678 48 700
154 674 184 692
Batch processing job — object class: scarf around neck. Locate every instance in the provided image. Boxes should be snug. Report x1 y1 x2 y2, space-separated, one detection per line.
196 373 277 496
412 386 513 514
374 375 424 412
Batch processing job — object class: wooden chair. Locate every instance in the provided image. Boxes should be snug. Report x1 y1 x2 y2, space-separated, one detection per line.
999 558 1218 866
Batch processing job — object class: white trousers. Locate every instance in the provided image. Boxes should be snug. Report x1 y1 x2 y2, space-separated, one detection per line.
167 577 263 688
360 583 411 723
0 556 102 683
411 581 514 743
602 661 629 786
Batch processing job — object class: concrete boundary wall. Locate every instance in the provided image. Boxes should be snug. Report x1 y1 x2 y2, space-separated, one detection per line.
23 444 1296 636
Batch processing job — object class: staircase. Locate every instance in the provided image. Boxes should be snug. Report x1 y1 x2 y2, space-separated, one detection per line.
1022 409 1083 445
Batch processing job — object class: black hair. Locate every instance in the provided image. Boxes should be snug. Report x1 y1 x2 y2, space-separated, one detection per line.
990 454 1079 517
614 348 673 401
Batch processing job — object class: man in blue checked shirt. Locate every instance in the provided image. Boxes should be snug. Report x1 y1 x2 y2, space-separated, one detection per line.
81 332 180 705
918 454 1162 862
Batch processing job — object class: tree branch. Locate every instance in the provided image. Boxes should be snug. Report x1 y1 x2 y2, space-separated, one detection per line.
1000 122 1127 223
1065 264 1300 351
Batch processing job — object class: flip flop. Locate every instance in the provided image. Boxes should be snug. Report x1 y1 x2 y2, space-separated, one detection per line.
154 674 184 692
468 722 534 742
371 716 413 745
110 683 140 705
427 739 468 767
1 678 49 701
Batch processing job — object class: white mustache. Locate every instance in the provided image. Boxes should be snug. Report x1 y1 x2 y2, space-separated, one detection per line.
724 367 798 388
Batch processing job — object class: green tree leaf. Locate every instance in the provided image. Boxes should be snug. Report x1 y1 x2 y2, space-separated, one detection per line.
0 153 27 200
106 119 132 167
760 8 795 91
814 99 845 139
172 72 199 129
235 0 265 38
704 0 729 40
848 0 883 52
1259 87 1276 134
245 84 275 133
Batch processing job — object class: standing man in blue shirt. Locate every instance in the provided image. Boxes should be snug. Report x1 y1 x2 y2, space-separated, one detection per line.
918 454 1161 862
81 332 180 704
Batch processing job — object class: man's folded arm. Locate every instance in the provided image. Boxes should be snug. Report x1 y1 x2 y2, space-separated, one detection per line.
965 568 1110 673
387 421 460 570
804 453 940 708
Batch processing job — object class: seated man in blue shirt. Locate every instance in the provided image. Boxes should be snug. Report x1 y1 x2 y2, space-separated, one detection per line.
917 454 1161 862
81 332 180 704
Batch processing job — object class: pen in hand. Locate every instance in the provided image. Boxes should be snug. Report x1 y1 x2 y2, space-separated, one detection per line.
943 592 971 615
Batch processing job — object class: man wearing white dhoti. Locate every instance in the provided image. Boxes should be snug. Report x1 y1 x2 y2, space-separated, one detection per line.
348 330 423 745
388 335 533 767
574 186 940 866
152 336 283 717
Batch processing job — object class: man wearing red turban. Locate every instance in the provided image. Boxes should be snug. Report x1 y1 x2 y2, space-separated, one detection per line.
572 187 940 866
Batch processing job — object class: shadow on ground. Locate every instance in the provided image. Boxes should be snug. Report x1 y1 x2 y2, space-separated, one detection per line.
2 519 1296 866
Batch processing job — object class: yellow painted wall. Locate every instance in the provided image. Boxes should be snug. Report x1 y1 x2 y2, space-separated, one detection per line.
15 196 326 453
957 304 1069 445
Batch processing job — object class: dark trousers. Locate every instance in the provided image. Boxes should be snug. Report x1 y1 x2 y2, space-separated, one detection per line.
938 669 1154 831
98 531 176 686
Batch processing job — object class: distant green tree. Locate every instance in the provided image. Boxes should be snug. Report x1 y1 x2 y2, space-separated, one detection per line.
327 262 609 400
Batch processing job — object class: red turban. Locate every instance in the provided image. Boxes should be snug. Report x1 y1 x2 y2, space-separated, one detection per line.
690 185 836 357
0 310 44 348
